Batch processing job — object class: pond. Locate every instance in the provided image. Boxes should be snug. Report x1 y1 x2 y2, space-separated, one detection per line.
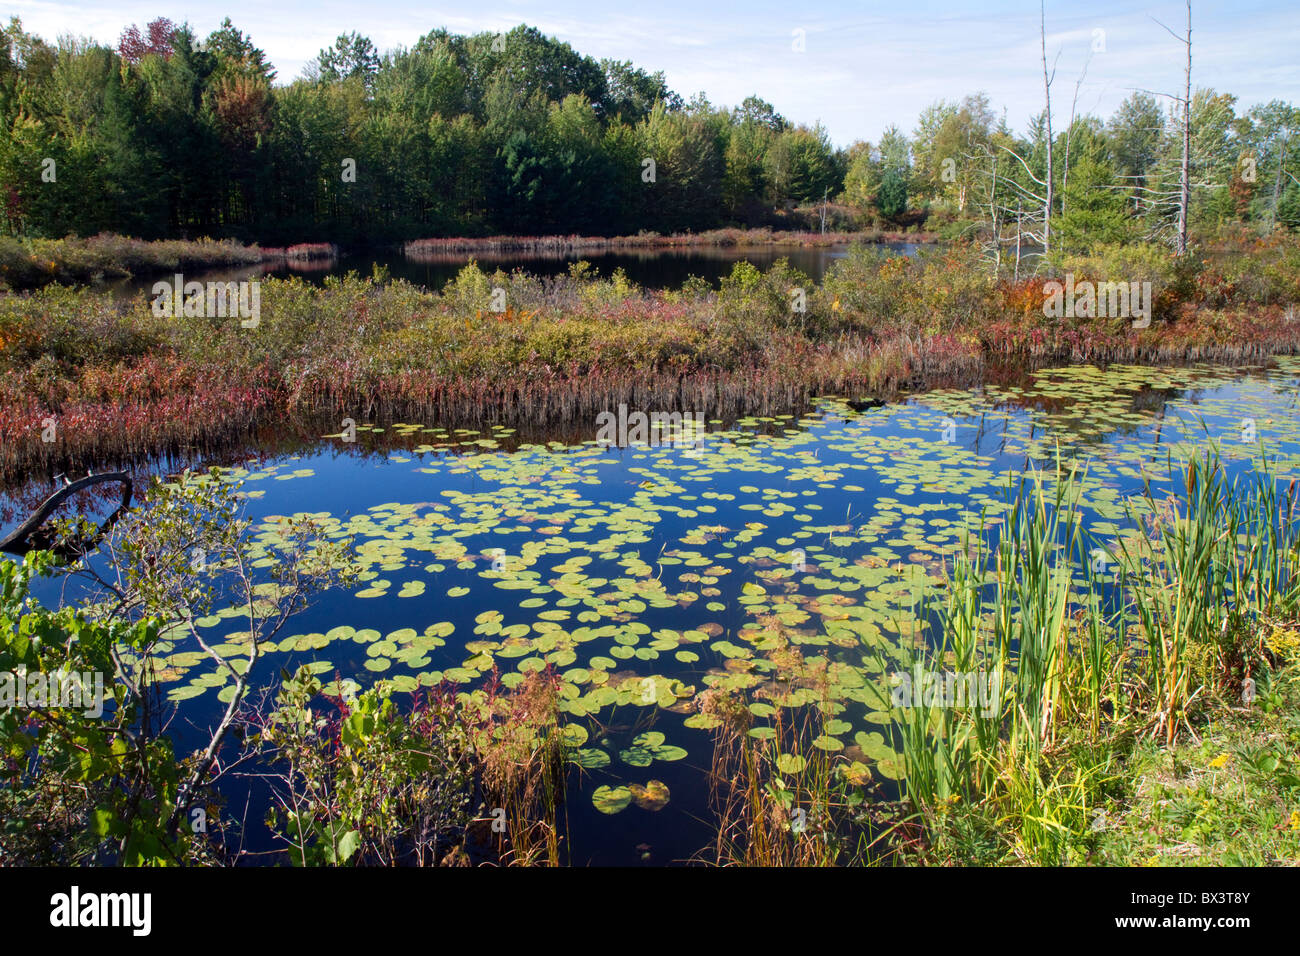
103 240 925 299
9 357 1300 864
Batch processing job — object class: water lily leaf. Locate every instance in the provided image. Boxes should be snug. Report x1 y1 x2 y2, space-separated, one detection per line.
573 748 610 769
592 785 632 814
629 780 671 811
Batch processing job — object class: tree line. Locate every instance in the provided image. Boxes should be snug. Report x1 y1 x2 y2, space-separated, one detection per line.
1 16 1296 247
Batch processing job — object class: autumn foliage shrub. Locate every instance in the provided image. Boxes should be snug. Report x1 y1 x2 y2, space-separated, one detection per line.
3 232 1300 478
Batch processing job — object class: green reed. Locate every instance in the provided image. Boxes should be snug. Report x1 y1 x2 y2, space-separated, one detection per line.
887 447 1300 862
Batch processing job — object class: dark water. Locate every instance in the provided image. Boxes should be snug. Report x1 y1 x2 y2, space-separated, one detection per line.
9 359 1300 865
106 241 924 300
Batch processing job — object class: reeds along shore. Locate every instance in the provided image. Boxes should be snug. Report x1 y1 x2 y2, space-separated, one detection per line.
876 451 1300 865
0 235 342 291
0 231 914 292
402 227 925 256
649 450 1300 866
1 237 1298 480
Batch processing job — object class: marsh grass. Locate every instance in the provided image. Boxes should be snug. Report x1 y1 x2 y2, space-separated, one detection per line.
403 228 900 257
4 236 1300 478
0 234 269 290
1089 649 1300 865
699 640 873 867
1116 446 1300 744
886 448 1300 864
471 669 569 866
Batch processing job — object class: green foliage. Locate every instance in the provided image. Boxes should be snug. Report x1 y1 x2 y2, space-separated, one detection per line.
260 668 475 866
0 470 358 865
874 169 908 222
3 13 1294 243
889 449 1300 865
0 552 185 865
1051 241 1202 317
0 18 843 242
1056 155 1134 253
716 257 822 339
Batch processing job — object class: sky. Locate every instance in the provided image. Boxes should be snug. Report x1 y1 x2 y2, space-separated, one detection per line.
6 0 1298 147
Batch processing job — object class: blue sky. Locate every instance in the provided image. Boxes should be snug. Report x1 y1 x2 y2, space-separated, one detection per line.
9 0 1298 146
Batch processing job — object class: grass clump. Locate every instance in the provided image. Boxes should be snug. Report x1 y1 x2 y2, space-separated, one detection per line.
881 449 1300 865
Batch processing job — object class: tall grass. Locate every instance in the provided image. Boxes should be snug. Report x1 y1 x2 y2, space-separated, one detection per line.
403 227 899 257
1115 446 1300 742
472 669 569 866
700 644 850 867
888 449 1300 862
0 234 269 290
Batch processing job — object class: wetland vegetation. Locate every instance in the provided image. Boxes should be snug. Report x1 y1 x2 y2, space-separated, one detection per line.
5 354 1300 866
2 235 1298 482
2 9 1300 869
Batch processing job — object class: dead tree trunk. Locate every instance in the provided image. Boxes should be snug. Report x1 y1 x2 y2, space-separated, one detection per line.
1040 0 1055 255
1177 0 1192 254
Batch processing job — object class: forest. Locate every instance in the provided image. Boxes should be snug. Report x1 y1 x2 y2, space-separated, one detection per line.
1 16 1297 246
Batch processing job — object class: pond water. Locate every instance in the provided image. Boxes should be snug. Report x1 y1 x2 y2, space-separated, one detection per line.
104 241 924 299
11 357 1300 864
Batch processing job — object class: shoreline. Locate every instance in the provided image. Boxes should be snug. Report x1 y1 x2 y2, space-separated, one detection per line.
0 231 936 292
404 228 937 255
1 303 1295 485
2 235 1296 482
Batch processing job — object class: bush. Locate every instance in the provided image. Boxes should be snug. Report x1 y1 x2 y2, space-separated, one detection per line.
1051 242 1201 320
821 243 997 337
0 285 165 369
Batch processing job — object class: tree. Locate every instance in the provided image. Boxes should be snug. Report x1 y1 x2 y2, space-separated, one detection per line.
875 168 908 221
315 32 380 90
1039 0 1056 254
1108 93 1164 212
0 474 354 864
1176 1 1192 252
765 124 836 206
117 18 176 65
1056 131 1132 252
878 125 912 178
722 117 773 219
641 102 724 230
923 93 995 212
1129 4 1228 251
204 17 275 82
841 141 880 210
1188 90 1238 227
1238 101 1300 231
601 59 679 122
733 95 787 133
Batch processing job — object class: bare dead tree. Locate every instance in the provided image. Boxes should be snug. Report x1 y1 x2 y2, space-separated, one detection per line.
1040 0 1056 255
960 2 1060 277
1268 135 1290 232
987 148 1001 276
970 142 1046 279
1128 1 1194 253
1177 0 1192 253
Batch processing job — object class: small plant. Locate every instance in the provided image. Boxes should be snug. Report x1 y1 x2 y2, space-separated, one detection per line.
258 666 569 867
259 668 475 866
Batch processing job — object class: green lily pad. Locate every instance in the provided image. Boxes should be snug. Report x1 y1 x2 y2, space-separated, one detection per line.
592 785 632 815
